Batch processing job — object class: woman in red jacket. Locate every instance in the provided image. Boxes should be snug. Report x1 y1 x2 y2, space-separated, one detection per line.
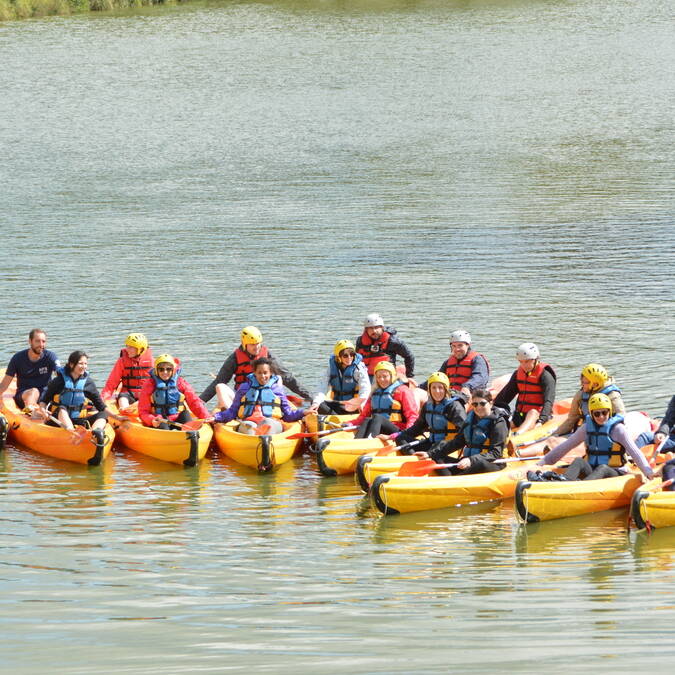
101 333 154 409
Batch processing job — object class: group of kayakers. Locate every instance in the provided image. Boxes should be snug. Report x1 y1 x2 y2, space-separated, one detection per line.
1 317 673 488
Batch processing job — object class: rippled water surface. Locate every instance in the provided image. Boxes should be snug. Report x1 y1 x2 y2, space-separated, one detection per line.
1 0 674 671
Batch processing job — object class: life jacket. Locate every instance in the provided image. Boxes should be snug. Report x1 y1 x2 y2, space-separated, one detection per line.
579 383 621 417
233 345 270 387
237 373 283 420
150 368 185 418
585 413 625 468
424 396 462 444
119 348 154 397
370 380 404 423
357 330 393 375
515 362 556 414
53 367 88 419
328 353 363 401
443 351 490 390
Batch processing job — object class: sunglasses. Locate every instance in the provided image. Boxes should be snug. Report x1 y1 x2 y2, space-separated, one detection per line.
591 410 609 418
340 351 355 358
157 366 174 372
472 401 489 407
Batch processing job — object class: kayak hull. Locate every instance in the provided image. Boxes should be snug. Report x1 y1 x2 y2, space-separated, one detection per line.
371 461 537 515
631 480 675 530
315 432 391 476
214 421 301 471
515 472 643 523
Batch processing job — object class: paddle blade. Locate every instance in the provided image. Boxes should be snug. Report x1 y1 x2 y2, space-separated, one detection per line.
375 443 399 456
181 420 204 431
255 424 271 436
69 427 89 445
398 459 438 477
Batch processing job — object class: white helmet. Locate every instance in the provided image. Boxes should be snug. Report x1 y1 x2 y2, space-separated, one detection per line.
364 313 384 328
516 342 540 360
449 329 471 345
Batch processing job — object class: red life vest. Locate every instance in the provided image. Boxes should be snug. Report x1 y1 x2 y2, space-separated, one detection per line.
119 348 154 397
443 350 490 390
515 361 556 414
233 345 270 387
357 331 392 375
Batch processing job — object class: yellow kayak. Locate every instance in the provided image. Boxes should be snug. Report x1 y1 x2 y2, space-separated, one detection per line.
631 479 675 530
371 460 537 515
515 471 643 523
213 420 301 472
109 406 213 467
356 453 423 491
314 430 392 476
1 391 113 466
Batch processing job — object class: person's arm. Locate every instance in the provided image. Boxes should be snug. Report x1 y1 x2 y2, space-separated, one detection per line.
609 390 625 416
390 336 415 378
199 353 237 402
610 424 654 478
39 375 63 408
396 415 428 444
269 353 311 400
355 362 372 401
0 355 19 396
353 397 372 427
447 398 467 428
430 428 466 462
278 390 306 422
537 425 587 466
138 379 158 426
464 355 489 392
399 386 419 429
656 395 675 437
180 379 211 419
84 378 106 412
538 369 557 423
213 386 247 424
493 372 517 410
553 389 582 435
101 358 124 400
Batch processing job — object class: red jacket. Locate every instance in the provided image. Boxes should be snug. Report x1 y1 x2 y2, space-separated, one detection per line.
102 348 154 399
138 371 210 426
354 382 419 431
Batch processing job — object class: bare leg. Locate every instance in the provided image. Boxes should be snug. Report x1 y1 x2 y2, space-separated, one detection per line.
513 409 540 435
215 383 235 409
57 407 74 430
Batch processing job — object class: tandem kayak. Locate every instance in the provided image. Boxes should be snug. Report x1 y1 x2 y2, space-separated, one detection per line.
631 479 675 531
313 430 393 477
0 391 114 466
109 405 212 467
514 471 644 523
371 460 538 515
213 420 301 472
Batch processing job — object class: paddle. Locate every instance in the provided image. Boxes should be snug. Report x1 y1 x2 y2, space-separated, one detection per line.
398 455 544 477
287 425 358 440
44 413 89 445
374 437 427 457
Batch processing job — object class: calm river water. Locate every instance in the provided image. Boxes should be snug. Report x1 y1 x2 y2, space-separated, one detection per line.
1 0 674 671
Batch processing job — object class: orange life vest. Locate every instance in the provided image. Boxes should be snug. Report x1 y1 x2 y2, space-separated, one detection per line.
443 351 490 390
515 361 556 414
233 345 270 387
357 331 392 375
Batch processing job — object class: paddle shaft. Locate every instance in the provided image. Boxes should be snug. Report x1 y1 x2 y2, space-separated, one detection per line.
432 455 544 471
289 425 358 439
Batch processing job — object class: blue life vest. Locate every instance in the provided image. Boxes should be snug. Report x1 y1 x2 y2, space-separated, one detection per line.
151 368 184 417
56 367 88 419
580 383 620 417
370 381 404 423
462 411 495 457
424 396 462 444
328 354 363 401
238 373 283 419
585 413 625 468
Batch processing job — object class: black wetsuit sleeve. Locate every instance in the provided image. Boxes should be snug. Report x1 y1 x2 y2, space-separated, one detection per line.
40 374 64 405
389 335 415 378
84 378 106 412
447 399 467 427
492 371 518 411
200 353 237 402
658 395 675 437
538 369 557 423
396 415 428 445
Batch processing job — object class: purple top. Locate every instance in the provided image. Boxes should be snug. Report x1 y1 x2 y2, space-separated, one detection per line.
538 422 653 478
213 375 305 424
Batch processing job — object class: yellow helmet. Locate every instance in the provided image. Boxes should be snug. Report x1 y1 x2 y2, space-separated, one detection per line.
588 393 612 413
241 326 263 346
334 339 356 358
154 354 176 370
581 363 609 390
373 361 397 379
427 371 450 391
125 333 148 355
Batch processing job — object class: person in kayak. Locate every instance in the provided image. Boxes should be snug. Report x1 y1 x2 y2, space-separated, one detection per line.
309 339 371 415
551 363 624 436
0 329 60 413
380 371 466 454
209 357 310 435
38 350 108 445
101 333 154 410
529 393 654 482
351 361 419 439
426 329 489 397
422 389 510 475
355 313 415 380
200 325 311 409
138 354 210 430
634 394 675 454
493 342 556 435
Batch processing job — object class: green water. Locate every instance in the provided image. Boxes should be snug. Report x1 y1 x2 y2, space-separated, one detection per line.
1 0 674 671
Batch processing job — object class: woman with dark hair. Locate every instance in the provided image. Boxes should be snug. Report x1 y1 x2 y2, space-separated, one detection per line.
39 350 109 444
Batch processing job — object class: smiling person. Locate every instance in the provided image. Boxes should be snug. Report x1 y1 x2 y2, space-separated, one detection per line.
424 389 510 475
351 361 419 439
355 313 415 380
432 329 490 398
493 342 556 435
138 354 210 430
101 333 154 410
200 326 311 409
309 340 371 415
38 350 108 444
530 393 653 482
211 357 310 435
0 329 60 413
